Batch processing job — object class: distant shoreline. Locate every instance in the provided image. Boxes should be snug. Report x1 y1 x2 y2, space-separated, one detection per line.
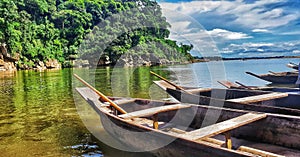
192 55 300 62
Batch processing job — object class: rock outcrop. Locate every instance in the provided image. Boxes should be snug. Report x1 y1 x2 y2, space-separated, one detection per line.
113 53 184 67
45 59 61 69
0 43 17 71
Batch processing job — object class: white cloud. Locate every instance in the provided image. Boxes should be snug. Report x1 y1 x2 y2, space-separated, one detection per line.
207 28 252 40
252 29 270 33
170 21 192 34
280 31 300 35
246 43 275 47
220 41 300 56
160 0 300 29
293 50 300 53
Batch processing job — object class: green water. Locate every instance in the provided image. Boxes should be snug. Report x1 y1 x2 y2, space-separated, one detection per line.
0 69 89 156
0 67 170 157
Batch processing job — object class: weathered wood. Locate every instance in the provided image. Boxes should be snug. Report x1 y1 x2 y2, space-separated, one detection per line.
150 71 186 91
153 80 176 90
153 114 159 129
156 82 300 116
227 92 288 104
182 113 267 141
224 132 232 149
237 146 285 157
218 80 240 89
185 88 212 94
235 81 252 90
76 87 300 156
287 62 298 70
168 127 284 157
119 104 191 119
74 74 127 114
246 71 298 84
114 99 136 105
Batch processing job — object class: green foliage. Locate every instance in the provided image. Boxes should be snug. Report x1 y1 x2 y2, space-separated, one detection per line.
0 0 193 68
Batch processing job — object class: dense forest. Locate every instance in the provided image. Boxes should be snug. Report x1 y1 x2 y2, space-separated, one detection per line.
0 0 193 69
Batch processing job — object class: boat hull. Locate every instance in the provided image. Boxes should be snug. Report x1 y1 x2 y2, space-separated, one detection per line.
165 87 300 116
246 71 298 84
76 87 300 157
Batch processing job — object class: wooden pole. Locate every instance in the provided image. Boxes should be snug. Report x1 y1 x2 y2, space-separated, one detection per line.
74 74 127 114
235 81 252 90
150 71 186 91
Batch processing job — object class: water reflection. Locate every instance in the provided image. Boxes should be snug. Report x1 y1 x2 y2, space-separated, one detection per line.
0 69 96 156
0 67 171 157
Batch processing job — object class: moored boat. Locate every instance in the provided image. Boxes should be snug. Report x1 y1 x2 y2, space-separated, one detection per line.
246 71 298 84
286 62 299 70
218 80 300 93
76 86 300 157
153 80 300 116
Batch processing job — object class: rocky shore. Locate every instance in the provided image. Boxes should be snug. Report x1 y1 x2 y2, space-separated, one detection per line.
0 43 61 72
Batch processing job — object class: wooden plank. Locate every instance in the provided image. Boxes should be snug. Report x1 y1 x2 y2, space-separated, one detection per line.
185 88 212 94
218 80 240 89
154 80 177 90
182 113 267 141
237 146 285 157
227 92 288 104
114 99 136 105
119 104 191 119
167 127 283 157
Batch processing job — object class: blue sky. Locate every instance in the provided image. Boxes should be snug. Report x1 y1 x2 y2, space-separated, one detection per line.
158 0 300 58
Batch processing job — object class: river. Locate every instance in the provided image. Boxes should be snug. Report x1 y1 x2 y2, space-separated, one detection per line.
0 58 299 156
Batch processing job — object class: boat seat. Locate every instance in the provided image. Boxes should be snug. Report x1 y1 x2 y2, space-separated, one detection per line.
227 92 288 104
182 113 267 141
166 123 283 157
119 104 191 119
119 104 191 129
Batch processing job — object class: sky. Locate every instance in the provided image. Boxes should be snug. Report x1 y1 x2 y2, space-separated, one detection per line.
158 0 300 58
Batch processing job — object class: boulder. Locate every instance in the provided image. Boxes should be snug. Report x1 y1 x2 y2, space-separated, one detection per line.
45 59 61 69
3 61 17 71
34 61 46 71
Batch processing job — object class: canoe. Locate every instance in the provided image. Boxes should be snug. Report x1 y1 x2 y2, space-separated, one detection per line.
218 80 300 92
76 87 300 157
246 71 298 84
286 62 299 70
154 80 300 116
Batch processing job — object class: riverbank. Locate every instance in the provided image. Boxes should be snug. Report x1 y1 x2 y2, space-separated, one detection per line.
1 55 299 74
193 55 300 62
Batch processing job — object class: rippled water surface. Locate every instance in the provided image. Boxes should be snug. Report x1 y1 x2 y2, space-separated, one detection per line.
0 58 299 156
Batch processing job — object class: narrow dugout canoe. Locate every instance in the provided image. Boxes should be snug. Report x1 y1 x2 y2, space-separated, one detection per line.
76 87 300 157
154 80 300 116
218 80 300 93
246 71 298 84
286 62 299 71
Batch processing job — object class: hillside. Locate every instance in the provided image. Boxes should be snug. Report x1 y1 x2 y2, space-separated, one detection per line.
0 0 193 69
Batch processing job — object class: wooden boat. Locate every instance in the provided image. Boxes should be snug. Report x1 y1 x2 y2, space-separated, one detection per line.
153 80 300 116
246 71 298 84
218 80 300 93
76 86 300 157
286 62 299 70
